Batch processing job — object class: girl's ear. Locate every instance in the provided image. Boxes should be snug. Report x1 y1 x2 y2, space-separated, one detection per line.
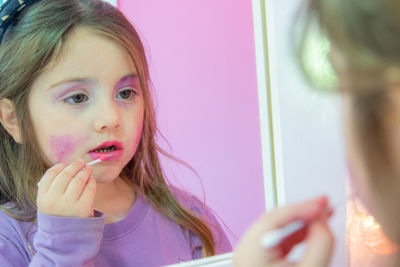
0 98 22 143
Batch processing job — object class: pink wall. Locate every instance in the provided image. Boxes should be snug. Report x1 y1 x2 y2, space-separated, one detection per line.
119 1 265 248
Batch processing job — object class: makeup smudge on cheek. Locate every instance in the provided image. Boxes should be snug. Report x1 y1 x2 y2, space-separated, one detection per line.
50 136 75 163
49 135 90 163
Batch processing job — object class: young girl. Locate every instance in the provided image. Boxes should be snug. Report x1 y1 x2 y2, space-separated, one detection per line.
234 0 400 266
0 0 231 266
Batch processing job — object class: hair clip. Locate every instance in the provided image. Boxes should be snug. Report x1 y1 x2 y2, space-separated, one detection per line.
0 0 37 44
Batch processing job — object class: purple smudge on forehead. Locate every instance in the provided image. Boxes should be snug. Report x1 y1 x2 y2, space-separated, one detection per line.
49 135 75 163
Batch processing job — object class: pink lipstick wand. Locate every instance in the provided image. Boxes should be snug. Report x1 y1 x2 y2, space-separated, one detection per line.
86 154 115 166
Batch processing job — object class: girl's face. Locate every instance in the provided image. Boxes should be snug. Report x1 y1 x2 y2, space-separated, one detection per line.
28 26 144 184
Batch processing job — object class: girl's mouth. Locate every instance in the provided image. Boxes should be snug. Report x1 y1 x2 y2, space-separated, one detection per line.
92 145 117 153
88 141 123 161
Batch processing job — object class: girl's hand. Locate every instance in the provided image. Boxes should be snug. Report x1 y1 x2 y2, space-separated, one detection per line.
233 197 334 267
37 159 97 218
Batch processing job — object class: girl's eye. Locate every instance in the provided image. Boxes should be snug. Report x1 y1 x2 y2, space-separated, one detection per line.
64 94 89 104
117 89 136 100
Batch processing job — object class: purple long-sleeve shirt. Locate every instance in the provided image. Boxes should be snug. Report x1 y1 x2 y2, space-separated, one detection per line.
0 188 232 266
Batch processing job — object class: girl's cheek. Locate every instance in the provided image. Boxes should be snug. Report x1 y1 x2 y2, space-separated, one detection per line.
125 123 143 161
49 134 90 163
135 123 143 148
49 135 76 163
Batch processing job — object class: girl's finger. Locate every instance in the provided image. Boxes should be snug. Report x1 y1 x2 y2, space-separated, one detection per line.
64 165 92 202
48 159 86 195
300 218 334 267
77 177 96 213
37 163 67 194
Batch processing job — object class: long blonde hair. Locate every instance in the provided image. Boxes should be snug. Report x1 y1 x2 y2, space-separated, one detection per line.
0 0 215 257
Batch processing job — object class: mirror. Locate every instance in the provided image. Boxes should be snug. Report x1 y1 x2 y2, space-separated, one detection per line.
120 0 267 255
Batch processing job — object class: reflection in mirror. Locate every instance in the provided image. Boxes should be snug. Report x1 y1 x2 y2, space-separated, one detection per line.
121 0 266 254
0 0 266 267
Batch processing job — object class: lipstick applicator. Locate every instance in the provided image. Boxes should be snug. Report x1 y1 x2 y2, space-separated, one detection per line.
86 154 115 166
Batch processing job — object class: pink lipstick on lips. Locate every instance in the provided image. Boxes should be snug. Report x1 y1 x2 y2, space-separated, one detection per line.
88 140 123 162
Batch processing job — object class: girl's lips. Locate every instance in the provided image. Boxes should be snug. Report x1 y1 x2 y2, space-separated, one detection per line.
89 140 123 152
88 149 123 161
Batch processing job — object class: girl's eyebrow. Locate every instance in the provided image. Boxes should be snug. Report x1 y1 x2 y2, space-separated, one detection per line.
114 74 140 91
118 73 138 83
48 77 94 90
48 73 138 91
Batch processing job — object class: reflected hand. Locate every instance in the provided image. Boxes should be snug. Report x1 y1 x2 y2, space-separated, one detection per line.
233 197 334 267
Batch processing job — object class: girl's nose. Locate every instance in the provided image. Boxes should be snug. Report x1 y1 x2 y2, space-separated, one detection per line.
92 99 121 133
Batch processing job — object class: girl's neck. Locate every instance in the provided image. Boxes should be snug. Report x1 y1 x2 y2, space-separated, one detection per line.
94 177 136 224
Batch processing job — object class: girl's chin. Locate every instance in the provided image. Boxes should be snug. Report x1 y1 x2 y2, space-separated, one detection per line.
92 169 123 184
94 177 119 184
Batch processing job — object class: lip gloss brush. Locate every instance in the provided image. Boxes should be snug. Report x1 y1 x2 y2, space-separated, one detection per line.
86 154 115 166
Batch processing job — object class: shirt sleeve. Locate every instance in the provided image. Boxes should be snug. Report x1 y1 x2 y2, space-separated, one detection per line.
0 210 104 267
29 210 105 267
0 235 31 266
